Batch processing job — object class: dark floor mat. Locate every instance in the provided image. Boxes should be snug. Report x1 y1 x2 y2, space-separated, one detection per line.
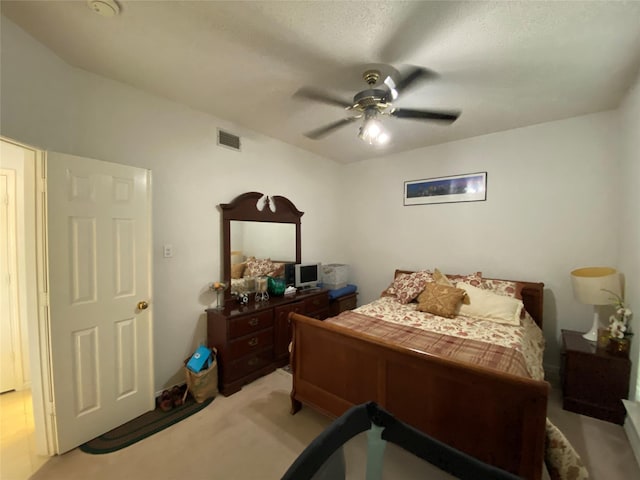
79 394 214 454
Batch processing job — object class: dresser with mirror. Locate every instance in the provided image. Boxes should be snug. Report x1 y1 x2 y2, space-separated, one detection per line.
207 192 329 395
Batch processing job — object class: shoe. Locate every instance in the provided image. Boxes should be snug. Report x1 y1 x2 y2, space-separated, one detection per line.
158 390 173 412
172 385 187 407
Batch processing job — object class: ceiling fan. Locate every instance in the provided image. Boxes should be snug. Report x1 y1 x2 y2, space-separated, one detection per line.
293 66 461 145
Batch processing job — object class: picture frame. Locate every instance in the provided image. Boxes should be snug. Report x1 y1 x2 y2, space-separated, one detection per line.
404 172 487 206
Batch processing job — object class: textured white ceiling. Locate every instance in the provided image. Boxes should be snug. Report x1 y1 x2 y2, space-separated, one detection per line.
3 1 640 163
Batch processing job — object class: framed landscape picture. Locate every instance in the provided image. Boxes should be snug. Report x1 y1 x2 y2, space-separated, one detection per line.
404 172 487 206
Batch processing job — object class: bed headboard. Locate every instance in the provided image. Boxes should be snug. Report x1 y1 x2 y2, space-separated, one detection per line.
394 269 544 328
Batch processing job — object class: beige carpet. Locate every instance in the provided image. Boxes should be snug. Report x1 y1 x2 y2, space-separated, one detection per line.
28 369 640 480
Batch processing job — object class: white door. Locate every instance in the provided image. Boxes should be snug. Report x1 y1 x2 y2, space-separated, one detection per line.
0 170 18 393
47 152 153 453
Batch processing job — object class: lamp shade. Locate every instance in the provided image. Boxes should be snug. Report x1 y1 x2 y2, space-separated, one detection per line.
570 267 620 305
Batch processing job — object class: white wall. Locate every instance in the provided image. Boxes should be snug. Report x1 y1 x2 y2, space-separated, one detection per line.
3 13 635 393
342 113 622 372
619 71 640 400
0 16 345 390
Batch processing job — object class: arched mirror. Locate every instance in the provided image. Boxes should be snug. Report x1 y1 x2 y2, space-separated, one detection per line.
220 192 302 301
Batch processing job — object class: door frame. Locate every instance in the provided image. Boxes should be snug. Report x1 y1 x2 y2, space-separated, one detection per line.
1 168 20 392
1 136 55 455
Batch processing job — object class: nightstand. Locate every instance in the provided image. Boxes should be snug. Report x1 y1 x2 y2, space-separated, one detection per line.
328 292 358 317
560 329 631 424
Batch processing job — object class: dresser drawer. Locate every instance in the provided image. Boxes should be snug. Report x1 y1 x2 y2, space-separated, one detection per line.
303 293 329 313
225 347 274 382
229 310 274 339
228 328 274 359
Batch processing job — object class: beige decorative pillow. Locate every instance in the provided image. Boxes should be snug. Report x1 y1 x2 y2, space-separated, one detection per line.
456 282 524 325
433 268 454 287
231 262 246 279
417 282 466 318
434 268 470 304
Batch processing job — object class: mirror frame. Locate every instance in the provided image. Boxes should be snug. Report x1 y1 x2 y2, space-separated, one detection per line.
220 192 303 302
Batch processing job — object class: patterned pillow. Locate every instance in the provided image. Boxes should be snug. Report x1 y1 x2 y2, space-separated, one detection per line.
391 271 433 304
545 419 589 480
481 278 523 299
416 283 466 318
245 257 275 277
446 271 483 287
269 262 285 277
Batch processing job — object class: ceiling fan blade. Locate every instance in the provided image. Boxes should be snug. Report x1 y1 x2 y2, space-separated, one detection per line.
393 66 437 96
304 117 358 140
390 108 460 123
293 87 353 109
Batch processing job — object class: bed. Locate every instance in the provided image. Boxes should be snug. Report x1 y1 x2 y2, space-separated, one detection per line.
289 269 550 480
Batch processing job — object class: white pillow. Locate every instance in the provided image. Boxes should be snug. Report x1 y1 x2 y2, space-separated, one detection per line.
456 282 524 325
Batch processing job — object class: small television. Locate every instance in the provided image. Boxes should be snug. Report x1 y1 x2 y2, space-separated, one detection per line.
294 263 321 289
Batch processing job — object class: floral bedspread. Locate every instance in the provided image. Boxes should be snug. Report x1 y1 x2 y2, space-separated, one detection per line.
348 296 545 380
325 297 585 479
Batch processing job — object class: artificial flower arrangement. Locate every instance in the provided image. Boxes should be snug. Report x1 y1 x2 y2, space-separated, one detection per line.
606 290 633 339
209 281 227 309
209 281 227 292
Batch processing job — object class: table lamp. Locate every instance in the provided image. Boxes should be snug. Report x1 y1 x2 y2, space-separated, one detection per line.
570 267 621 342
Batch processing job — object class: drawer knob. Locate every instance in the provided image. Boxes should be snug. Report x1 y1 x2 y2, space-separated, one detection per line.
249 318 259 326
248 337 259 347
248 358 258 366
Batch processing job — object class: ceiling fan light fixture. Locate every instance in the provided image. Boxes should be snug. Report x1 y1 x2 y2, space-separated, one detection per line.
358 110 390 146
295 65 459 145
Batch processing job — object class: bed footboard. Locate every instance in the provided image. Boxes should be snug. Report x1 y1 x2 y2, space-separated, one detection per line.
289 313 549 480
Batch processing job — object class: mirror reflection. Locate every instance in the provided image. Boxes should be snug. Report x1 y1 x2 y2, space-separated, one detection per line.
229 221 296 294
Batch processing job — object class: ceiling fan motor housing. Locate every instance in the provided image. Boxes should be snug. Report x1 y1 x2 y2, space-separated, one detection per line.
353 89 389 111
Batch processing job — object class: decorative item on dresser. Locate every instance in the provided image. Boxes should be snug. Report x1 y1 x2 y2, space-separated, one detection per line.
561 329 631 424
604 288 633 356
206 289 329 395
209 281 227 310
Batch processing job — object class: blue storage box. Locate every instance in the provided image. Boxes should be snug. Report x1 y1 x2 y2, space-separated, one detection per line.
186 345 213 373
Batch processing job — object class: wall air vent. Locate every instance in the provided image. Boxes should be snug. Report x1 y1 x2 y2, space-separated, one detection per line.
217 129 241 151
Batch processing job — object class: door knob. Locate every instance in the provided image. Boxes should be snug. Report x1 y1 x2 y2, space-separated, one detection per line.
137 301 149 310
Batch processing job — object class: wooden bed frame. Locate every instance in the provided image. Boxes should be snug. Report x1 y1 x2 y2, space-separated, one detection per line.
289 271 549 480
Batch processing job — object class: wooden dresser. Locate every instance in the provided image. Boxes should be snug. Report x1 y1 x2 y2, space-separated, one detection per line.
207 289 329 395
